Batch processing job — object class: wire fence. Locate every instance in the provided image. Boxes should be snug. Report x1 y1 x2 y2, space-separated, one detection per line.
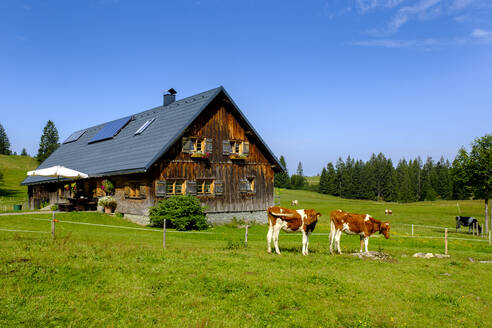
1 216 491 249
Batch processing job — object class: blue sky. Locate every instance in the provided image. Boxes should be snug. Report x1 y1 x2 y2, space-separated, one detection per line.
1 0 491 175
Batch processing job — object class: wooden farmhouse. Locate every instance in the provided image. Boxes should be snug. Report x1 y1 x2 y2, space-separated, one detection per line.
22 87 284 224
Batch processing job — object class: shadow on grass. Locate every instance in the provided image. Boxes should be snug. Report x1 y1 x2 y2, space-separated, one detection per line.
0 188 19 197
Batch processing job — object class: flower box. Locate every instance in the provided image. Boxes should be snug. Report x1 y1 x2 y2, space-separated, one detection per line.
191 152 210 159
230 154 248 160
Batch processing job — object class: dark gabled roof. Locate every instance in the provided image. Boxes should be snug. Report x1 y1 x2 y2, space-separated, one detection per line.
22 86 283 185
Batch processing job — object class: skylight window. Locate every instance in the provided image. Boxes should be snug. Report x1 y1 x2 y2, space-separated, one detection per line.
88 116 132 144
63 130 86 144
135 118 155 135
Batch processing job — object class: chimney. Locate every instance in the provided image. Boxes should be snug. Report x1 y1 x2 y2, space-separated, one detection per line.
163 88 177 106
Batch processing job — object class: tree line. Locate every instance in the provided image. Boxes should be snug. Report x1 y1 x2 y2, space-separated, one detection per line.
275 134 490 231
0 121 60 162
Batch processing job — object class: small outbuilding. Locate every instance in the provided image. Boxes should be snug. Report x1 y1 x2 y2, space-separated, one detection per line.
22 86 284 224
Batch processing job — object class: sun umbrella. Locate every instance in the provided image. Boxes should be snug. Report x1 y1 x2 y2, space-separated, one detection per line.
27 165 89 238
27 165 89 179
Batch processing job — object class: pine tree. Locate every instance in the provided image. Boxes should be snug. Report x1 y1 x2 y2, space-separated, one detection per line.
325 163 338 195
466 134 492 233
450 147 471 199
37 120 60 162
274 155 290 188
421 157 438 201
21 148 28 156
396 159 415 203
0 123 11 155
435 156 452 200
290 174 306 190
340 156 354 199
318 167 328 194
335 157 345 197
296 162 304 177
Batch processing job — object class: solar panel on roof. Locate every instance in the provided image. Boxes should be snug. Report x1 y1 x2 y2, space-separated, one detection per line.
88 116 131 144
135 118 155 135
63 130 86 144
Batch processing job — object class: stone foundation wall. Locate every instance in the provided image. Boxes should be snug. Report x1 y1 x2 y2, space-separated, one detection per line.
205 211 267 225
122 210 267 226
124 213 151 226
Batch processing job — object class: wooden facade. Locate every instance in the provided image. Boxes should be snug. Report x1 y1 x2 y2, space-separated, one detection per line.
28 92 280 218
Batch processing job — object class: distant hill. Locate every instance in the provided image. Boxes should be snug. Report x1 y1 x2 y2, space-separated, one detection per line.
306 175 320 186
0 155 38 210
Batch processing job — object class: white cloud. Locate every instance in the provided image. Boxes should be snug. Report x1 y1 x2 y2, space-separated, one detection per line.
471 28 491 38
349 38 440 47
348 37 469 48
386 0 442 34
450 0 474 10
355 0 406 13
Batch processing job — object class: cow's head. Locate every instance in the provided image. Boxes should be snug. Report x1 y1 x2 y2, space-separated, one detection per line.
304 209 321 227
380 221 390 239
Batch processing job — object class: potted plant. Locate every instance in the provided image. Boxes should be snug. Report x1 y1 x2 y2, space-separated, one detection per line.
101 179 114 195
98 196 117 214
64 182 78 198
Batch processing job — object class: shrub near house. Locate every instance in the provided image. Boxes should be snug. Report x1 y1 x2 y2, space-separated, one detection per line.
149 195 208 231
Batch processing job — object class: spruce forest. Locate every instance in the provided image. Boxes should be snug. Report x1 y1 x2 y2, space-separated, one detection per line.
276 133 491 204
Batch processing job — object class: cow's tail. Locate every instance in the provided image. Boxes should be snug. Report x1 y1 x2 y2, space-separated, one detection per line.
329 217 335 253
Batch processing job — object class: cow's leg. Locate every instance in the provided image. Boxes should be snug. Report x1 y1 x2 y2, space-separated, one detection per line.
359 235 364 252
306 231 311 255
364 236 369 253
329 222 335 254
336 230 343 254
267 224 273 253
273 224 281 255
456 220 460 232
301 231 308 256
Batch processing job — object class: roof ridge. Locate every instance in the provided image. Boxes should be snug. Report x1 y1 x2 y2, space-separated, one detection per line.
65 86 222 136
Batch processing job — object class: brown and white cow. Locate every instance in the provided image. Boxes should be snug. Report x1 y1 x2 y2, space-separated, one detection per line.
267 206 321 255
329 209 390 254
385 209 393 215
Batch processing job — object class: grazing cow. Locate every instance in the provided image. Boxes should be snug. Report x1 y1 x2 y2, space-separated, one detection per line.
291 200 298 206
329 209 390 254
267 206 321 255
385 209 393 215
456 216 482 234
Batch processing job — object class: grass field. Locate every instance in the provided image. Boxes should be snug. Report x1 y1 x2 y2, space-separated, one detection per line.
0 154 38 212
1 190 491 327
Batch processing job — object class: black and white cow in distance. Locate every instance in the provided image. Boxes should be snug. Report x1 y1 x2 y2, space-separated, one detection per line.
456 216 482 234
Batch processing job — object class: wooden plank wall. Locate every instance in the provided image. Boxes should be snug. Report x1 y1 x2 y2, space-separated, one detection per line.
151 96 275 213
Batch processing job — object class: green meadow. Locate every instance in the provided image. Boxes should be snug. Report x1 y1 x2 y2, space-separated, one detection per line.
0 154 38 212
1 189 491 327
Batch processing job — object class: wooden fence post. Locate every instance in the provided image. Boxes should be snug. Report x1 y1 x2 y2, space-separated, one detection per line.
51 211 55 239
163 219 166 249
489 231 491 246
444 228 448 255
472 223 475 236
245 225 249 246
411 224 414 237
